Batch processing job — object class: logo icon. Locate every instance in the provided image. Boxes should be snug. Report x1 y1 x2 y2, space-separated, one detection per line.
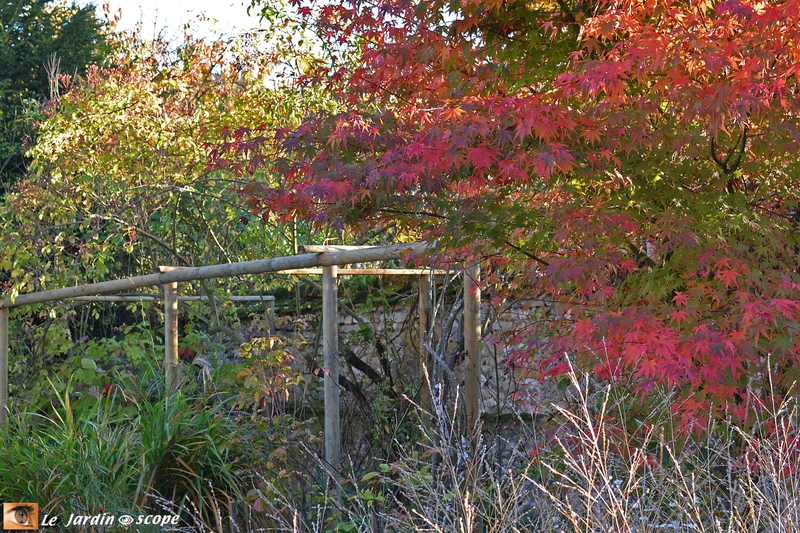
3 503 39 530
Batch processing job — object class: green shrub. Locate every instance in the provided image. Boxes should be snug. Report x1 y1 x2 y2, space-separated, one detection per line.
0 376 244 531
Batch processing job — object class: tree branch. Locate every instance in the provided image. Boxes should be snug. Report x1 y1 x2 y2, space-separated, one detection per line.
504 240 550 266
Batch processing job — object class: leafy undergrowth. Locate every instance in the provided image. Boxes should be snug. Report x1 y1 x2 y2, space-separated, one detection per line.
0 370 244 532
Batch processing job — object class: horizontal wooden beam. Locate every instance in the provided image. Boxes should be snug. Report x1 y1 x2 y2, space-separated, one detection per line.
71 295 276 302
73 296 158 302
179 295 276 302
0 242 428 309
301 245 377 253
275 268 449 275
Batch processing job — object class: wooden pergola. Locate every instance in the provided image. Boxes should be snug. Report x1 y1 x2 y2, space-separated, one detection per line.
0 242 481 493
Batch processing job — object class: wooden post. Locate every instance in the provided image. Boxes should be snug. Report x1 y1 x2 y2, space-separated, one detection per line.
322 265 340 493
160 266 181 394
463 263 481 438
0 307 8 427
265 299 275 333
419 274 433 422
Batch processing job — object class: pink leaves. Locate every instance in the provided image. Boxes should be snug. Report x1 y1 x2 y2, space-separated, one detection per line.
670 309 691 326
465 145 496 171
771 299 800 320
672 292 690 307
717 268 740 289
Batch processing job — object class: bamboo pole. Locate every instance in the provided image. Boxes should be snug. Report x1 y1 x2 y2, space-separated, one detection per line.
419 274 432 423
322 265 341 495
0 307 8 427
0 243 427 309
463 262 481 438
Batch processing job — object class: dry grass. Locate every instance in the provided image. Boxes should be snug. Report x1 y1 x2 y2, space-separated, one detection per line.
527 362 800 533
232 362 800 533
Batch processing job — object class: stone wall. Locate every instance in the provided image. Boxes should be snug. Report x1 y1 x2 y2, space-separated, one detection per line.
273 294 547 417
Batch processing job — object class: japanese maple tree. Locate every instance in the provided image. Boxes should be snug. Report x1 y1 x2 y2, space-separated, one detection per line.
227 0 800 428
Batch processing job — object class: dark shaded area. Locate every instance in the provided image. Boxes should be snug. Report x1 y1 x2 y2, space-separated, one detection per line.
0 0 111 188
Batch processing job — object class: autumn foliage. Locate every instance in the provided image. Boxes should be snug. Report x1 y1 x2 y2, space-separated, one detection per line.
1 28 329 302
219 0 800 429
